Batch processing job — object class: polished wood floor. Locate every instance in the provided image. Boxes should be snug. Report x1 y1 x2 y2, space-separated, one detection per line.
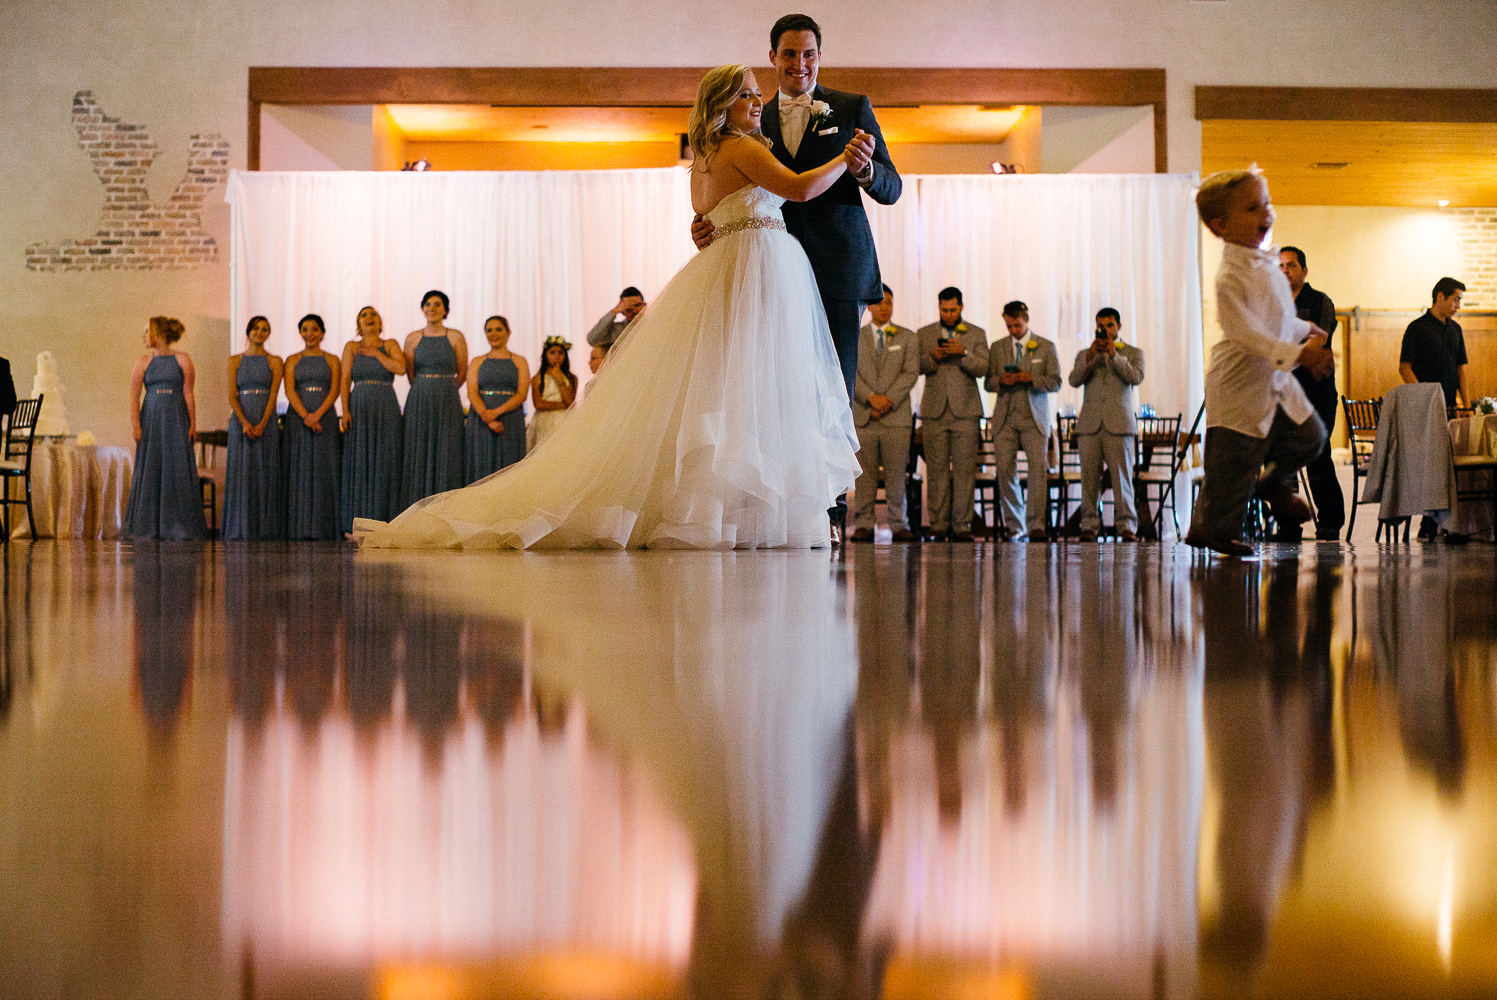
1 538 1495 999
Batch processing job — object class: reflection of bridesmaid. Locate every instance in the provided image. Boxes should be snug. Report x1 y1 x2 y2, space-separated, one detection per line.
225 546 285 723
132 546 199 737
223 316 285 541
401 290 466 507
464 315 530 483
339 306 405 534
343 561 401 730
123 316 207 540
283 547 341 726
283 314 342 541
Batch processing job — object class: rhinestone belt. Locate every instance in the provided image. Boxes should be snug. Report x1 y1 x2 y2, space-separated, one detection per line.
151 388 175 394
711 216 787 242
418 373 454 378
352 379 392 387
479 389 513 396
238 388 270 395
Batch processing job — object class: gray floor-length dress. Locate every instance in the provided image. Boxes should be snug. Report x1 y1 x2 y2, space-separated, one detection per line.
340 352 403 534
123 353 207 541
463 356 526 484
400 335 464 507
223 354 284 541
283 354 341 541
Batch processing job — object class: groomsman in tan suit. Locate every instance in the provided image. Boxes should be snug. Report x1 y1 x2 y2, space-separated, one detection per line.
919 287 989 541
851 285 921 542
984 300 1061 541
1068 307 1145 541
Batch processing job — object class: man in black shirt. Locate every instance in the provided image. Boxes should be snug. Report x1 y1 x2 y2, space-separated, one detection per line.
1278 246 1344 541
1400 277 1469 409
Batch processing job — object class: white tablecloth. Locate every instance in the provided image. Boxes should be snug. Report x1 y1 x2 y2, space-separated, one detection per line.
1448 413 1497 537
8 440 133 539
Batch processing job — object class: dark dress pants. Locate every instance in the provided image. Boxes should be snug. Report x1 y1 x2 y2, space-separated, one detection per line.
1191 410 1327 544
1302 383 1345 538
823 297 864 527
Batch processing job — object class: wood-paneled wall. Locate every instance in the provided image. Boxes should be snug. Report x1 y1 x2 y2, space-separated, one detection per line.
1341 309 1497 403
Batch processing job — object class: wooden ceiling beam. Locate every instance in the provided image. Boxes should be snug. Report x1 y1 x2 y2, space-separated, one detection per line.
1196 86 1497 123
247 66 1168 171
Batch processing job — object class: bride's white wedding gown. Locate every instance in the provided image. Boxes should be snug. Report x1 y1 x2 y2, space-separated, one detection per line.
354 184 859 550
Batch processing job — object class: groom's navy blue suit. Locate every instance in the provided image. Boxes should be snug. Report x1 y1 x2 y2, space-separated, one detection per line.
762 84 901 527
762 85 902 402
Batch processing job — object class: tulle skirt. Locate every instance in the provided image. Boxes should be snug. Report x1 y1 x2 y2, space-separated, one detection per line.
355 225 859 550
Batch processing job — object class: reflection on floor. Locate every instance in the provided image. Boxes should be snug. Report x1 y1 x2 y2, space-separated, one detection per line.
1 540 1495 999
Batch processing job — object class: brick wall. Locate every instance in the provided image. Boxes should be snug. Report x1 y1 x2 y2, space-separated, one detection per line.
24 91 229 272
1454 208 1497 308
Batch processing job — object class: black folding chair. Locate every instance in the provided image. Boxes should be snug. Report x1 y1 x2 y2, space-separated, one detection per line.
1342 397 1382 542
0 396 44 542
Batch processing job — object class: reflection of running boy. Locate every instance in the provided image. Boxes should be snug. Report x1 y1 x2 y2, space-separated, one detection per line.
1187 168 1335 556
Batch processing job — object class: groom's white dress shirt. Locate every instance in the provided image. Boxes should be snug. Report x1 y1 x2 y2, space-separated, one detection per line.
775 89 873 183
777 90 812 158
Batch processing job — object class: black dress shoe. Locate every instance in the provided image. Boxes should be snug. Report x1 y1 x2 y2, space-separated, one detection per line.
1185 530 1254 557
849 527 875 542
891 528 918 542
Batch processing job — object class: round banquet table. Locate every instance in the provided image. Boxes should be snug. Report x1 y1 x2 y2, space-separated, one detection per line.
1448 413 1497 538
7 437 134 540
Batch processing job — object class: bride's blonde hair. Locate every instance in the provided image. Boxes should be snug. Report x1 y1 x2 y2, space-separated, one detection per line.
687 64 772 164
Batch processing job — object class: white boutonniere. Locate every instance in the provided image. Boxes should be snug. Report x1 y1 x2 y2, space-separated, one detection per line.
809 100 833 129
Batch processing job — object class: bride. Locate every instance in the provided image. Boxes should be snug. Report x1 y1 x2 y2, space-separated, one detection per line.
354 65 863 550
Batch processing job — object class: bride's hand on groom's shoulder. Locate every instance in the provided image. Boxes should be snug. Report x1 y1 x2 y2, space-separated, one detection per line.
691 214 715 251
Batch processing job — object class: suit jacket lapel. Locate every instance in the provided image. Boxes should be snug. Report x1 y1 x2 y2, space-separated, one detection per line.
762 97 791 165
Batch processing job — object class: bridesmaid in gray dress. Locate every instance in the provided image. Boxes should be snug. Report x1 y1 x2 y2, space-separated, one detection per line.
123 316 207 540
463 315 530 483
400 290 467 507
223 315 285 540
339 305 406 535
283 314 342 540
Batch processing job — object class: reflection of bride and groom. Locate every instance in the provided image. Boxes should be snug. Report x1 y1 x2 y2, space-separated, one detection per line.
355 13 901 550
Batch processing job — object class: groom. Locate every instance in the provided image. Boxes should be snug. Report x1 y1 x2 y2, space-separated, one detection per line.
693 13 903 537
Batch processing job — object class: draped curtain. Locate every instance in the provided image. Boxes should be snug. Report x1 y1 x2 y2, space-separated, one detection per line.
228 169 1201 417
867 173 1203 418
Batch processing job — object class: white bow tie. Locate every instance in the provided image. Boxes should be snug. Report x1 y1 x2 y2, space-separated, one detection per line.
781 92 813 109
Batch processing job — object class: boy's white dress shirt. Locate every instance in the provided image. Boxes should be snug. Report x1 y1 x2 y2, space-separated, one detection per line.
1207 243 1315 437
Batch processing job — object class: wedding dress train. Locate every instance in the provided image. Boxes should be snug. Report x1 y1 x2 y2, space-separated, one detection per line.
353 185 859 549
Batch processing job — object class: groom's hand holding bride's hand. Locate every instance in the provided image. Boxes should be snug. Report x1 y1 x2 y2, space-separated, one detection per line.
691 215 715 251
842 129 876 177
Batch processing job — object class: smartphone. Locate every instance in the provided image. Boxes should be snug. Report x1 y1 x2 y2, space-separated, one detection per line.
1004 364 1021 374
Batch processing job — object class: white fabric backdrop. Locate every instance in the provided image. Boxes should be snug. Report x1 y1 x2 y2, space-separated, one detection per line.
228 169 1201 418
226 169 698 404
867 173 1203 419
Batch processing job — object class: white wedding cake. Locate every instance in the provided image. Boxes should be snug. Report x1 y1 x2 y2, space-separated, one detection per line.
32 351 70 436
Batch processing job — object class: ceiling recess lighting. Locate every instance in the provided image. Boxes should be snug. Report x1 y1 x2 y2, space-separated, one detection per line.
1438 199 1450 207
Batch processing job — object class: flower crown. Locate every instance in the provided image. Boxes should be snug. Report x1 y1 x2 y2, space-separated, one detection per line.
543 335 573 351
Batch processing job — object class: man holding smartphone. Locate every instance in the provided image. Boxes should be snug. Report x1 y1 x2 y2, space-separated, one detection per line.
1068 307 1145 541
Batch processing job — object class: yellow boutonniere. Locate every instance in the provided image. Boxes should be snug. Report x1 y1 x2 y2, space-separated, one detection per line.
955 323 968 332
1025 339 1038 351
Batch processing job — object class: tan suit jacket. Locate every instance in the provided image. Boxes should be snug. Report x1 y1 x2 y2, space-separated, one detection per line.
918 322 989 420
984 333 1062 432
1068 342 1145 435
853 323 921 428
